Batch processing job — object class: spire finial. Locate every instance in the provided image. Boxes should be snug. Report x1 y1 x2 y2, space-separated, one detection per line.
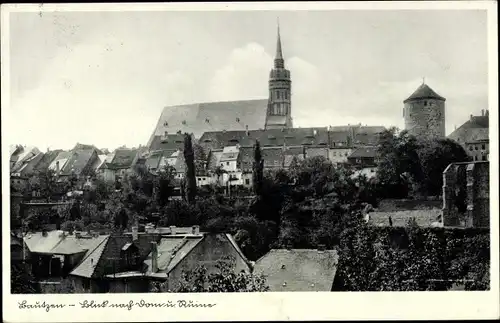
422 77 425 84
275 18 283 62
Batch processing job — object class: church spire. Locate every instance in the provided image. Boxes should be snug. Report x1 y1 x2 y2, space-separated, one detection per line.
274 19 284 68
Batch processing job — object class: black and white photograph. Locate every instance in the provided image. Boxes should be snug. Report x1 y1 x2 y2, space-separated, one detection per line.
2 1 498 321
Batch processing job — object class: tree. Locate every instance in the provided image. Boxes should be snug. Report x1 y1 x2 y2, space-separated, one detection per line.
155 165 176 207
376 128 423 198
11 264 39 294
417 138 469 197
213 166 226 187
150 257 269 292
252 140 264 197
183 133 197 203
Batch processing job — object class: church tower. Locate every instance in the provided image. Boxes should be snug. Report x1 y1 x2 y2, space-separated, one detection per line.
265 22 293 130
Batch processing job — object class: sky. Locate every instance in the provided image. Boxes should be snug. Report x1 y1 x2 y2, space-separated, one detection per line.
7 9 489 151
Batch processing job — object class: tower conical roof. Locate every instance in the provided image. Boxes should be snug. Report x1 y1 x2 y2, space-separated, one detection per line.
404 83 446 103
276 22 283 60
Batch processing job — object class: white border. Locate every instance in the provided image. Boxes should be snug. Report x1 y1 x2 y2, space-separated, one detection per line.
2 2 499 321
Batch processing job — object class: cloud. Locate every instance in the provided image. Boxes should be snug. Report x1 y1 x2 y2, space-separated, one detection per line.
208 43 272 102
8 30 197 151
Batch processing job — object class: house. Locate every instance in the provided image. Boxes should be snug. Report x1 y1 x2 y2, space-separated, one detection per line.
23 230 108 280
10 151 46 192
48 151 72 176
69 230 160 293
327 125 384 165
140 228 252 292
69 226 251 293
10 145 41 169
253 248 339 291
347 147 378 169
149 132 187 152
448 110 489 161
98 148 141 182
58 149 99 182
32 150 63 175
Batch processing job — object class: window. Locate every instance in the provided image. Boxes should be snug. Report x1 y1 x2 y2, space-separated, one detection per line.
424 101 428 106
475 146 478 151
277 91 281 99
482 155 487 161
245 179 250 185
333 152 336 156
482 144 485 150
220 163 223 166
469 146 473 151
226 162 229 166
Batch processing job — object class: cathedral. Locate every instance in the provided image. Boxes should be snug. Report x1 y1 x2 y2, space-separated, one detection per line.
147 24 292 147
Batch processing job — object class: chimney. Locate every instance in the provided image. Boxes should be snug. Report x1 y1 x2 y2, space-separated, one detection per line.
485 110 489 117
286 242 293 250
151 241 158 273
132 225 138 241
170 226 177 235
192 225 200 235
245 125 249 136
75 232 81 239
470 114 473 120
42 230 48 237
481 109 484 116
318 244 326 252
56 161 60 174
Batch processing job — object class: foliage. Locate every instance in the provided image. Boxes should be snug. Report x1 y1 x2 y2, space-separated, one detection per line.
183 133 197 203
335 222 490 291
252 140 264 196
150 257 269 293
376 129 469 198
11 264 39 294
155 165 176 208
417 138 469 197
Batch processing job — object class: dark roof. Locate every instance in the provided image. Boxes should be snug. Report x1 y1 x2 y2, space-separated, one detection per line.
33 150 63 173
149 133 187 152
73 143 103 155
199 127 329 151
348 147 377 159
60 149 97 176
262 147 285 168
145 150 168 170
148 99 269 145
448 114 489 143
404 83 446 103
254 249 339 292
72 233 161 278
106 149 139 170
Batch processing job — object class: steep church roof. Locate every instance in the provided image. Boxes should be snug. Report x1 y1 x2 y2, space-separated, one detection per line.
404 83 446 103
147 99 269 148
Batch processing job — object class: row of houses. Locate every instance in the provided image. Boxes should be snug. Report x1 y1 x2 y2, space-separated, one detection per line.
10 143 147 194
11 227 339 293
10 125 384 191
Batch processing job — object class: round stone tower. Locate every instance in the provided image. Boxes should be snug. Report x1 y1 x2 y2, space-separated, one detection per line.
403 82 446 140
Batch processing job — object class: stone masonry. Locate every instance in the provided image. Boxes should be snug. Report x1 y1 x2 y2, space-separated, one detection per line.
442 161 489 228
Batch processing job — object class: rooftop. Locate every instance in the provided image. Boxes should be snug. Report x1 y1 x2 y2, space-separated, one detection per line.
254 249 339 292
404 83 446 103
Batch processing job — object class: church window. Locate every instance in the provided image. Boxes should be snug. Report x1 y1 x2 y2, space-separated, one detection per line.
277 91 281 99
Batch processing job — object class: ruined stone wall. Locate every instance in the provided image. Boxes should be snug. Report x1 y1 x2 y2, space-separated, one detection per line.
404 99 445 139
442 161 489 228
